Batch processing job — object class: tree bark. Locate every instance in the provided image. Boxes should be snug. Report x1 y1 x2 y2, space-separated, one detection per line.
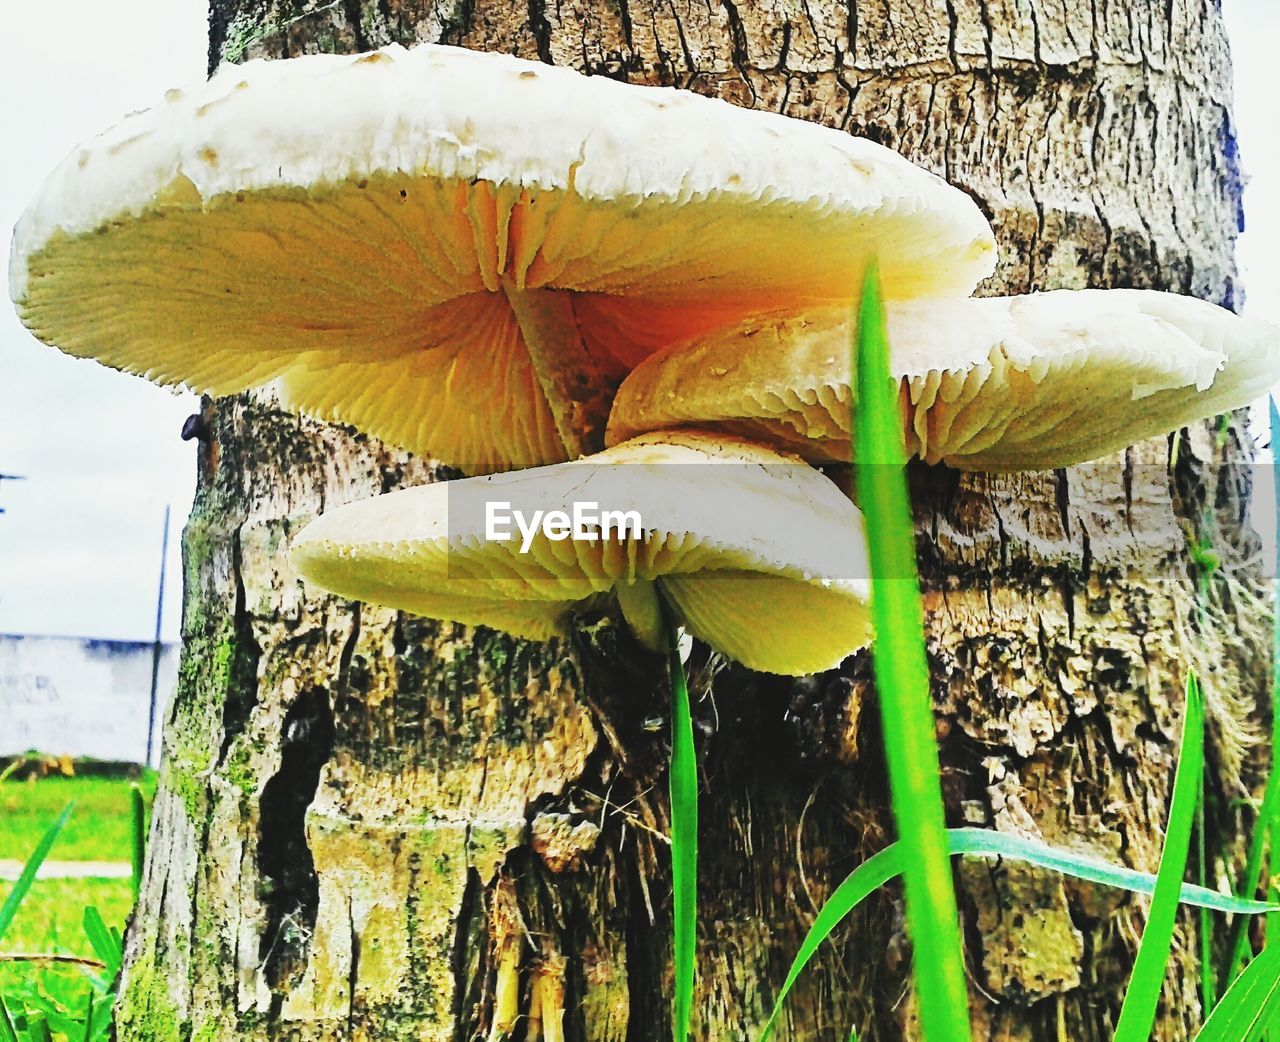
119 3 1268 1041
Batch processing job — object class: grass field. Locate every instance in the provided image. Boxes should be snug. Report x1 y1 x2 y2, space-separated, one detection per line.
0 877 135 954
1 771 153 1038
0 878 134 1017
0 773 156 864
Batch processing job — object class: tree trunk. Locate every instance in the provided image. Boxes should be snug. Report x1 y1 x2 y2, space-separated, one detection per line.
119 3 1268 1041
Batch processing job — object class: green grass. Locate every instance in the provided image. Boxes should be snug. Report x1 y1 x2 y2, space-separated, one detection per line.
759 820 1274 1039
0 782 144 1042
0 879 133 956
1114 674 1205 1040
0 878 132 1039
1198 939 1280 1040
664 602 698 1042
0 776 156 865
852 263 970 1041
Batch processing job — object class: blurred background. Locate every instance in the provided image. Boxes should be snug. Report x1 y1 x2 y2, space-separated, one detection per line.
0 1 1276 768
1 1 204 766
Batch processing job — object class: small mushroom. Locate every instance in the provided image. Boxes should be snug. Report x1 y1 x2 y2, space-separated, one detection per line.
528 949 567 1042
290 431 871 676
10 44 995 473
606 289 1280 470
487 879 522 1042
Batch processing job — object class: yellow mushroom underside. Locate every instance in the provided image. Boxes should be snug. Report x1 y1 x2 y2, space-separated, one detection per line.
606 291 1280 470
19 176 978 472
13 44 996 474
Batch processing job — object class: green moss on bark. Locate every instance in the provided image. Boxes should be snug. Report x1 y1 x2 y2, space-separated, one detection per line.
117 946 185 1042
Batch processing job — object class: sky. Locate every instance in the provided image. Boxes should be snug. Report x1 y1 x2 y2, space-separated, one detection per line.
0 2 1277 642
1224 1 1280 326
0 1 207 642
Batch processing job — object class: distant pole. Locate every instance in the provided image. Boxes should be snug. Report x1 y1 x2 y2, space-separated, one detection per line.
145 505 172 768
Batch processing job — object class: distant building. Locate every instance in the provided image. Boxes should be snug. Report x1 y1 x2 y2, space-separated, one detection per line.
0 633 178 766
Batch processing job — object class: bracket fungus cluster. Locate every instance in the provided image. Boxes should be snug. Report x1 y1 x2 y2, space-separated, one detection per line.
10 37 1280 1038
6 40 1013 670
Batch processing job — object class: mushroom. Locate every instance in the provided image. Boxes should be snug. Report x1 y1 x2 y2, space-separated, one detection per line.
486 880 522 1042
10 43 997 473
290 431 872 676
606 289 1280 470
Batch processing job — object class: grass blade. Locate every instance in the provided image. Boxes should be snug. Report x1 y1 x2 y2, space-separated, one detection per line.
130 782 146 903
759 822 1272 1041
760 844 904 1041
80 994 94 1042
90 994 113 1042
1223 783 1279 990
1113 673 1205 1042
946 829 1274 916
0 996 17 1042
1197 939 1280 1041
665 604 698 1042
853 261 970 1041
82 907 122 978
1199 780 1216 1013
0 802 74 946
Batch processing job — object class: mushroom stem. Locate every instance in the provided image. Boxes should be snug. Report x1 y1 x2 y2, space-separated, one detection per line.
533 953 567 1042
487 938 520 1040
501 280 612 459
487 878 522 1042
616 577 664 652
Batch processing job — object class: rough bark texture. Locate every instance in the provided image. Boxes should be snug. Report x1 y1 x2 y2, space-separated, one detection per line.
119 3 1269 1041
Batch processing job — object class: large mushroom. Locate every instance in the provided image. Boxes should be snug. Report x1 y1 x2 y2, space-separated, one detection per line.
606 289 1280 470
291 431 872 676
9 43 997 473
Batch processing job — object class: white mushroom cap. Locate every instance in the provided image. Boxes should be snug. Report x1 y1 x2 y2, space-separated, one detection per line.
10 43 996 473
291 431 872 675
606 290 1280 470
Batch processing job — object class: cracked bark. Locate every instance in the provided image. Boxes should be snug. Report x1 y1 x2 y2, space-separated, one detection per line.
119 2 1268 1040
